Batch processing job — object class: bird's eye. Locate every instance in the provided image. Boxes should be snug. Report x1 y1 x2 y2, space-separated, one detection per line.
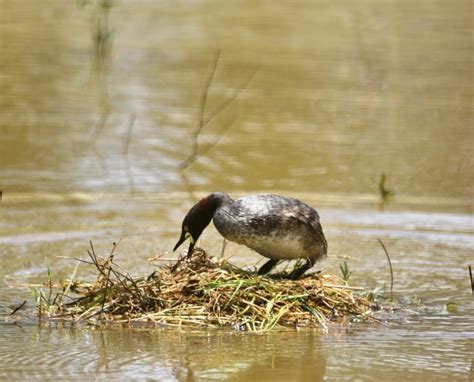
184 225 189 232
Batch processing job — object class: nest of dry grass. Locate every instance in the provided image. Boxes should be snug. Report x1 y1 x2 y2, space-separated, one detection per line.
35 243 376 331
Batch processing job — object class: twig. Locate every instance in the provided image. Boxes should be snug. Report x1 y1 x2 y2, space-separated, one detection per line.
322 284 365 291
122 113 136 156
87 240 119 285
191 66 259 165
46 264 53 306
72 257 97 265
124 272 145 305
379 173 394 202
469 265 473 294
90 241 97 259
196 121 235 159
108 267 142 299
179 50 221 170
87 250 108 280
202 65 259 128
10 300 27 315
179 171 196 202
377 238 394 301
100 241 122 313
179 52 259 170
123 113 136 193
198 51 221 136
91 107 110 141
63 261 80 295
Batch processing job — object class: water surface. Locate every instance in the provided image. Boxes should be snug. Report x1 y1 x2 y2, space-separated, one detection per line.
1 1 473 380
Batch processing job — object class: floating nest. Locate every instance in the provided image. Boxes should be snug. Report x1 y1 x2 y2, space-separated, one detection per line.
34 243 378 331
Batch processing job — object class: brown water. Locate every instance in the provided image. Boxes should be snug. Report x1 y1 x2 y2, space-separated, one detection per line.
1 1 473 380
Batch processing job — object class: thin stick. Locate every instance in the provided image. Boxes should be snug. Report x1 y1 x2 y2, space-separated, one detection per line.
198 51 221 136
91 107 110 141
469 265 473 294
10 300 27 315
377 238 394 301
123 113 136 193
322 284 365 291
203 66 259 128
100 241 121 314
197 121 235 159
179 50 221 170
180 63 259 170
87 250 108 280
46 265 53 306
63 261 80 299
122 113 136 156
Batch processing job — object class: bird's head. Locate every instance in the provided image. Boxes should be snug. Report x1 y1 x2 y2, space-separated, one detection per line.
173 193 232 254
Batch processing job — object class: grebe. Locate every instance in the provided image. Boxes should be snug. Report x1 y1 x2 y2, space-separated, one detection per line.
173 192 327 279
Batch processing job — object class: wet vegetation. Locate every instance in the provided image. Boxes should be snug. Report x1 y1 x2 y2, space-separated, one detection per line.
31 243 383 331
378 173 394 202
469 265 473 294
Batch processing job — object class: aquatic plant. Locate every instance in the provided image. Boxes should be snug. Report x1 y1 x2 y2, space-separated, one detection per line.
469 265 473 294
378 173 394 202
377 238 394 301
339 261 352 282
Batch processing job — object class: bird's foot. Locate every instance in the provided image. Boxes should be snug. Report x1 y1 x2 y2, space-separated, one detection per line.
257 258 279 275
286 259 314 280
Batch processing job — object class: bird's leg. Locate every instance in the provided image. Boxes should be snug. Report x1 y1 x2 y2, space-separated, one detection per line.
257 258 279 275
287 258 314 280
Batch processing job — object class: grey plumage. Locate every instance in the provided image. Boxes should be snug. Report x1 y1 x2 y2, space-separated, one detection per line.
174 192 328 279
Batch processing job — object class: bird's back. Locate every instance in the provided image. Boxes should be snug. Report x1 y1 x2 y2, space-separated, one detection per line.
213 194 327 262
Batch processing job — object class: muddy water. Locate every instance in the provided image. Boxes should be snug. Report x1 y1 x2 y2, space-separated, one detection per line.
1 1 473 380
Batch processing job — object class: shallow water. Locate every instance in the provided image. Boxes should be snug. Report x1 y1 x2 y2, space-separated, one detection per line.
1 1 473 381
0 321 471 381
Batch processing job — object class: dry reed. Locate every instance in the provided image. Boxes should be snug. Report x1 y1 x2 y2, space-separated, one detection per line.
35 244 377 331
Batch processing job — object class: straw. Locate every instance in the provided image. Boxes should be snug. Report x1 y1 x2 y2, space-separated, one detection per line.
35 246 377 331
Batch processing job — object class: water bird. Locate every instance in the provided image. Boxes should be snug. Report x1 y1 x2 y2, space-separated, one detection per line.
173 192 327 279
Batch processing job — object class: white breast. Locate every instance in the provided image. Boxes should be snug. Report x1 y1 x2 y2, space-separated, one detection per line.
238 232 308 261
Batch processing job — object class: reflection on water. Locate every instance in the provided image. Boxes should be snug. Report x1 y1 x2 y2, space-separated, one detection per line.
0 321 472 381
1 1 472 199
0 325 327 381
1 0 473 381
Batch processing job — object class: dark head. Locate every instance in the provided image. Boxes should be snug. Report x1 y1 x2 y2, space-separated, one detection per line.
173 192 233 254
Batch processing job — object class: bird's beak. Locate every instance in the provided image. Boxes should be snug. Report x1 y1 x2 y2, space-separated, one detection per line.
173 233 185 252
173 231 195 252
187 240 195 255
